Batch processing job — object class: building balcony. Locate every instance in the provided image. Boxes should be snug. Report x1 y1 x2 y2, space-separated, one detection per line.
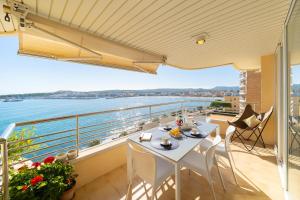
0 101 285 200
240 98 246 103
239 90 246 95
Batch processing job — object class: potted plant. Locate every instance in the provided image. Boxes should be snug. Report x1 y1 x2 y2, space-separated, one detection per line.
137 121 145 131
67 149 78 160
56 152 68 162
9 156 78 200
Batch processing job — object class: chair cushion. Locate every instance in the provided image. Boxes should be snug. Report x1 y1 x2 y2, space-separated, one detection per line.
243 115 261 128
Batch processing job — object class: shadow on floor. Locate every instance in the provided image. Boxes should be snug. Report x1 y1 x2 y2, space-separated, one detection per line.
75 144 282 200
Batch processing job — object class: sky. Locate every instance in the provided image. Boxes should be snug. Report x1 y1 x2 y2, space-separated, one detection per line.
0 36 240 95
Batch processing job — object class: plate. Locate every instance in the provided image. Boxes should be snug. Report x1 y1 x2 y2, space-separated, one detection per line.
181 127 192 131
150 138 179 150
183 131 208 138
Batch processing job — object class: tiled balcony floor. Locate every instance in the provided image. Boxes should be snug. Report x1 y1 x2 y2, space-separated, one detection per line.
75 142 283 200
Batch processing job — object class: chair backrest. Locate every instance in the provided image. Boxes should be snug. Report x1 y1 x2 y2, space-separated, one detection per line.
228 104 258 129
142 122 159 130
128 142 156 183
261 106 273 122
205 135 222 171
259 106 274 130
224 125 236 152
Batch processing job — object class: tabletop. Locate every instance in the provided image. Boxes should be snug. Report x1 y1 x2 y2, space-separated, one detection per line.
128 121 218 163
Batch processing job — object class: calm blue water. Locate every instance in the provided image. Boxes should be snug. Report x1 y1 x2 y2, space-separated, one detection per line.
0 96 216 161
0 96 215 134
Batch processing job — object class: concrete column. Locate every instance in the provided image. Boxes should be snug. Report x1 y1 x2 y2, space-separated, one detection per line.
261 54 276 145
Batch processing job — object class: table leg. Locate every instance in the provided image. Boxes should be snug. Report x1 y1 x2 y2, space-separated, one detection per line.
127 143 133 200
175 163 181 200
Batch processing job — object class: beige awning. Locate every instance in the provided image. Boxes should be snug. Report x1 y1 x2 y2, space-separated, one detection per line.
19 31 160 74
17 13 164 74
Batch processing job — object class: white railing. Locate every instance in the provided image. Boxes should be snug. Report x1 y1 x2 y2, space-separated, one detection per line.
0 124 15 200
0 99 211 199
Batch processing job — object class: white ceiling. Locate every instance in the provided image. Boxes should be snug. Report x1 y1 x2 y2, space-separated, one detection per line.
1 0 291 71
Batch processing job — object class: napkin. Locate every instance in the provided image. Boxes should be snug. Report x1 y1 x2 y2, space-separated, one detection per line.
139 132 152 141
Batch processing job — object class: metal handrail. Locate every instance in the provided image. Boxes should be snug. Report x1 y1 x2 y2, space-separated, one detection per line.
13 99 210 126
8 134 76 153
1 123 16 140
8 128 77 145
0 140 9 200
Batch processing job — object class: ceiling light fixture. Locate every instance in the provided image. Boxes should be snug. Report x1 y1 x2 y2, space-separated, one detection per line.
4 13 10 22
192 32 209 45
196 38 206 45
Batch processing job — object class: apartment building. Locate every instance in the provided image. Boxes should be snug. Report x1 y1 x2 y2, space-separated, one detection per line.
224 94 240 112
239 71 262 112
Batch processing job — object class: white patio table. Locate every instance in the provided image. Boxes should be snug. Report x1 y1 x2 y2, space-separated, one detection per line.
127 121 219 200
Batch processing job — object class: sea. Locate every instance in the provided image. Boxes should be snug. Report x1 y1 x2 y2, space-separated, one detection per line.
0 96 217 133
0 96 217 160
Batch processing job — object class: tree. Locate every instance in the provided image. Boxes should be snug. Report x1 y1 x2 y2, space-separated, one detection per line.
210 101 232 108
8 127 39 163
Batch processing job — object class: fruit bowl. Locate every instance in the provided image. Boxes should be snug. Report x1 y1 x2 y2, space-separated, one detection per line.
169 128 182 138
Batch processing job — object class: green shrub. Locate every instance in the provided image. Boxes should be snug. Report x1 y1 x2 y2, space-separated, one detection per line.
8 127 39 163
9 157 77 200
210 101 232 108
88 139 101 147
119 131 128 137
197 106 203 111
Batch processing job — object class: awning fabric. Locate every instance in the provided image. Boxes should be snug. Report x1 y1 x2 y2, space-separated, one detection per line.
1 0 291 72
18 14 164 74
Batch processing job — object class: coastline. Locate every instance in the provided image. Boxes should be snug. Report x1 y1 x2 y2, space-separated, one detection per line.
0 95 223 101
0 96 215 134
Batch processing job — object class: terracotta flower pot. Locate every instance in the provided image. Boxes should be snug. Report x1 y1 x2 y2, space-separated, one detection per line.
60 185 76 200
67 149 78 160
56 153 68 162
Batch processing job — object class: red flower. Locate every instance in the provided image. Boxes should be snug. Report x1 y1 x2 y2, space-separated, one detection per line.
22 185 29 191
32 162 41 168
43 156 55 164
30 175 43 186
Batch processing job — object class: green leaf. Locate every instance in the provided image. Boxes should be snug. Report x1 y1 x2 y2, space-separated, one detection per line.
37 181 47 189
16 186 23 190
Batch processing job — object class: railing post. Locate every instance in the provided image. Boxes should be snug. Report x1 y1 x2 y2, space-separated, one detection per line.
149 106 152 121
76 115 79 155
181 103 184 117
1 139 9 200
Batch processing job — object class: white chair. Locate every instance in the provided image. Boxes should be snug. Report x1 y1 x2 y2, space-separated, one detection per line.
180 135 224 200
127 142 174 200
142 122 159 131
200 125 238 185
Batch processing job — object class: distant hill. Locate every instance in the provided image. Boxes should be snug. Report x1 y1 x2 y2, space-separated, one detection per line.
293 84 300 96
0 86 239 100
